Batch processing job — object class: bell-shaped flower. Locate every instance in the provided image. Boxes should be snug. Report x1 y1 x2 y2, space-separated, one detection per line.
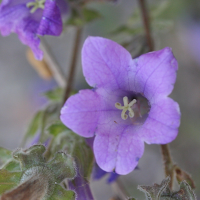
61 37 180 175
0 0 68 60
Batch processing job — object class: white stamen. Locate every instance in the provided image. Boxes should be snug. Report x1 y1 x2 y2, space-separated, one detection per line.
27 0 46 13
115 96 137 120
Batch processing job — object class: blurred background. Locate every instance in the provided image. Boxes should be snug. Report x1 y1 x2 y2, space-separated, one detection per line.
1 0 200 199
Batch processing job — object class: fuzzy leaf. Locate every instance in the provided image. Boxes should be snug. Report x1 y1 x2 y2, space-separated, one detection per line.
49 184 76 200
179 181 196 200
13 145 46 170
52 130 93 180
0 145 76 199
0 170 21 194
48 152 76 182
138 177 170 200
170 181 196 200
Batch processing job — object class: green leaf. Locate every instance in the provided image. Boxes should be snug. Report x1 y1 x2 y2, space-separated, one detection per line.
51 125 93 180
179 181 196 200
0 145 76 199
0 170 21 194
171 181 197 200
46 121 68 137
66 7 100 26
49 184 75 200
13 145 46 170
83 8 101 22
44 88 64 102
48 152 76 182
40 103 61 142
22 110 44 145
138 177 170 200
0 147 12 165
22 102 61 145
2 160 21 172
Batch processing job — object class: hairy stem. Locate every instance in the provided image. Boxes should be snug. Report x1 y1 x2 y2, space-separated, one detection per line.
160 144 174 189
138 0 154 51
40 38 66 87
63 27 82 104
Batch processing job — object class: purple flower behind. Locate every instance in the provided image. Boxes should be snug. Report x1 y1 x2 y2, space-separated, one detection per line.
92 162 119 184
86 137 119 183
0 0 68 60
60 37 181 175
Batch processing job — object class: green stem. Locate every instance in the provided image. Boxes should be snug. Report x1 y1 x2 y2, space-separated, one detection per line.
138 0 154 51
63 27 82 104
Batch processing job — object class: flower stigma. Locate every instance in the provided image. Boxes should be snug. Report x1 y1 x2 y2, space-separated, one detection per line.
27 0 46 13
115 96 137 120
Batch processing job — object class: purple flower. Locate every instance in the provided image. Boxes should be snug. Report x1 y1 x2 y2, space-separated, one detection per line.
92 162 119 184
60 37 180 175
0 0 68 60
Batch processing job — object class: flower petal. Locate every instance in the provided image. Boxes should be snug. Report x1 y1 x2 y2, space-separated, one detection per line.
16 16 43 60
0 1 30 35
140 97 180 144
115 131 144 174
60 89 102 138
82 37 132 90
132 47 178 102
94 125 144 175
37 0 62 36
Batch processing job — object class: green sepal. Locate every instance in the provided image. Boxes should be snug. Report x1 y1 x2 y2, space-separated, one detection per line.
0 170 21 194
49 184 76 200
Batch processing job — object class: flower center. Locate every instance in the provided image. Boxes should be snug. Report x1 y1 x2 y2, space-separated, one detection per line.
27 0 46 13
115 96 137 120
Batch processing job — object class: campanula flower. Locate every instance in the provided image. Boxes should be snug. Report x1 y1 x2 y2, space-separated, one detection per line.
0 0 68 60
61 37 180 175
